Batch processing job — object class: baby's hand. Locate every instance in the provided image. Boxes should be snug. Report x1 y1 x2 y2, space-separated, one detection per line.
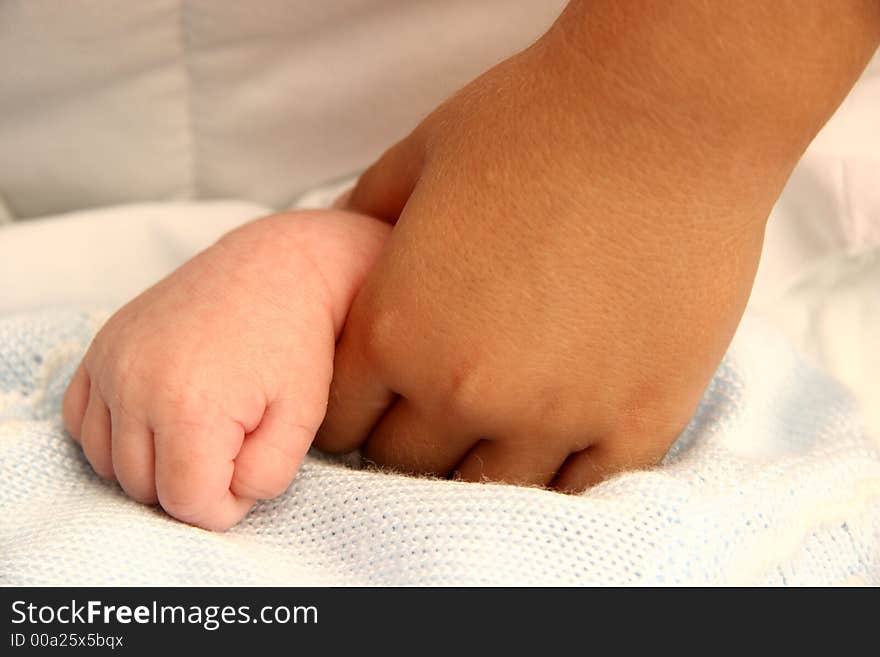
63 210 389 530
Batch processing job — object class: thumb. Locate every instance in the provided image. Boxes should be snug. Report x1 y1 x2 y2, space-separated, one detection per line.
346 134 424 222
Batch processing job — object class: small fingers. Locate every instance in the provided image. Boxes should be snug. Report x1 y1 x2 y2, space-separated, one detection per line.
80 382 114 479
551 435 672 493
314 325 395 455
231 399 317 500
110 409 158 505
454 437 569 488
154 416 252 531
62 362 90 443
362 399 476 477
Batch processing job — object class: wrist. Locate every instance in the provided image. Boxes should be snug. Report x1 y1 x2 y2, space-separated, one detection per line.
536 0 879 215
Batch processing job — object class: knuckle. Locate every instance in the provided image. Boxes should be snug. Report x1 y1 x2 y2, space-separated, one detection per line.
606 406 687 466
598 380 696 450
358 305 397 367
441 361 486 421
152 386 213 426
617 401 689 441
525 386 584 437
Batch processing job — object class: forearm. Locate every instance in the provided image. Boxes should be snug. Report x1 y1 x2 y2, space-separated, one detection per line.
537 0 880 218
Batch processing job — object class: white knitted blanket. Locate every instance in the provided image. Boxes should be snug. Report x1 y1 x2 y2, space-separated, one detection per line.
1 309 879 585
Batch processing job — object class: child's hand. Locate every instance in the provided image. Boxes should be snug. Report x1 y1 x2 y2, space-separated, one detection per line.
63 210 388 530
316 2 879 489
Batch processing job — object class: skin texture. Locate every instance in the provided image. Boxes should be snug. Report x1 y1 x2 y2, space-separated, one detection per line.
63 210 390 530
315 1 880 489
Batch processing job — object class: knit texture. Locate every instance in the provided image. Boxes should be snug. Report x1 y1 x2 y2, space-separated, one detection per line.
1 309 878 585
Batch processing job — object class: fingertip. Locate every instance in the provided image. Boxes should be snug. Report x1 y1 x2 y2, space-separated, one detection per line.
80 385 115 479
199 493 256 532
314 322 395 455
453 438 568 488
549 446 605 493
154 418 250 528
230 400 315 500
111 412 158 505
168 489 255 532
550 436 670 493
361 399 475 477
